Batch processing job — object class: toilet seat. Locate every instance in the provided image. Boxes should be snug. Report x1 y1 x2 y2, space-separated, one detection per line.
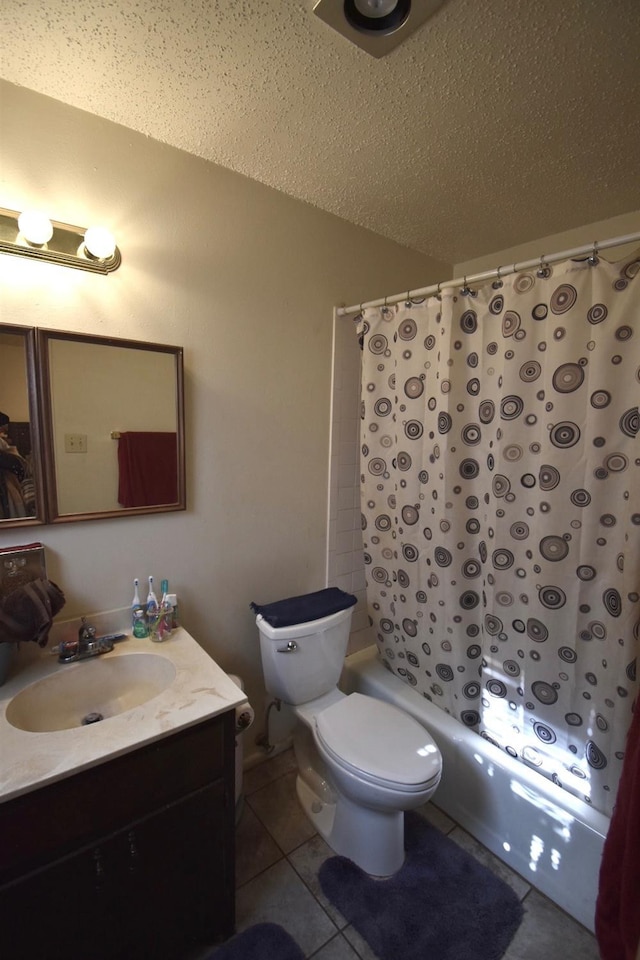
314 693 441 791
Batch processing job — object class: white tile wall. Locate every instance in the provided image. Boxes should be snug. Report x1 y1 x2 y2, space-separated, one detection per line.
326 311 374 656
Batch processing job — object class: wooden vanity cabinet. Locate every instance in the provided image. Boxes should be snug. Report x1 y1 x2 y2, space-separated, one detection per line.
0 710 236 960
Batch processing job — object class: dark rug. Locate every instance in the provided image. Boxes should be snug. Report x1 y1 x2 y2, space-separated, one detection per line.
319 811 524 960
206 922 304 960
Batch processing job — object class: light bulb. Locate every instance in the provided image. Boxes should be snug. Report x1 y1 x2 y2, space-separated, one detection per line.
353 0 398 17
84 226 116 260
345 0 410 34
18 210 54 245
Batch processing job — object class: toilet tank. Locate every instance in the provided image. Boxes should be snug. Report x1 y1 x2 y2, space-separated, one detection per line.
257 606 354 705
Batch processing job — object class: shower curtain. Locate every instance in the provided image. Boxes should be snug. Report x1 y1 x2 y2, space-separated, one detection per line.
358 250 639 817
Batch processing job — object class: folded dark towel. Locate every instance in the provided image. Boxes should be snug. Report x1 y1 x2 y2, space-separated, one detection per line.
250 587 357 628
0 578 66 646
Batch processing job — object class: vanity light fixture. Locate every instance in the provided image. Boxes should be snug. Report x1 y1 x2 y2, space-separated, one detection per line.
0 206 121 274
313 0 446 57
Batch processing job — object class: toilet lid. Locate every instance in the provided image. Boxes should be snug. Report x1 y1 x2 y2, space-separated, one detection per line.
314 693 441 787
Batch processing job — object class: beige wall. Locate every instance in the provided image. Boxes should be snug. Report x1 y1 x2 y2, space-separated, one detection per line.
0 337 29 420
454 209 640 277
0 81 448 739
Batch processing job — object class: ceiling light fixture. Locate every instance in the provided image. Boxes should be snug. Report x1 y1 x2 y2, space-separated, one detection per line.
313 0 445 57
345 0 410 34
0 207 121 274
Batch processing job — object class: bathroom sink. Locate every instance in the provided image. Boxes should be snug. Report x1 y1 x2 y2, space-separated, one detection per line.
6 653 177 732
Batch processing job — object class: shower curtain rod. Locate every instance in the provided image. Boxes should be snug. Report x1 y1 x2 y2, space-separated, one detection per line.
337 230 640 317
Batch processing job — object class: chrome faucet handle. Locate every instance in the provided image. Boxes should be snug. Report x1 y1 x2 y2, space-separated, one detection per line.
57 638 80 663
92 636 115 655
78 616 97 642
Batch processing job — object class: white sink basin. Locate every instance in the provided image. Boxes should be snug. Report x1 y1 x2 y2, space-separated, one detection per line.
6 653 177 732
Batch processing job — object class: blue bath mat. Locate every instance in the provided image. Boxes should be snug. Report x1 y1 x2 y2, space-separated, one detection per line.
319 811 524 960
206 922 304 960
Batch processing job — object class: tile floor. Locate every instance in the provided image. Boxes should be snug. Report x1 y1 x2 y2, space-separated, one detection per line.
224 748 602 960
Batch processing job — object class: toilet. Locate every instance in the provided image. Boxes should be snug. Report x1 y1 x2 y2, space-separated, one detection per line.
255 592 442 877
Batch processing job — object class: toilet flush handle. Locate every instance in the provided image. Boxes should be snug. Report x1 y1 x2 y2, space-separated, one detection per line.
277 641 298 653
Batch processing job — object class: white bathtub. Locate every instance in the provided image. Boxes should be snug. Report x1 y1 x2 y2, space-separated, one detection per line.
342 645 609 932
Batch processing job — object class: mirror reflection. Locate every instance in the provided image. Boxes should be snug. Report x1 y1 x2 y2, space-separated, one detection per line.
39 331 185 522
0 327 42 526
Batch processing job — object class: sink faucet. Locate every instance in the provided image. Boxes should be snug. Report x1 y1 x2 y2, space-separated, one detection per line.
56 617 116 664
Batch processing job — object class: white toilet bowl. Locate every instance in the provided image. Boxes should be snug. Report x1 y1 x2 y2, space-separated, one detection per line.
255 598 443 877
294 690 441 875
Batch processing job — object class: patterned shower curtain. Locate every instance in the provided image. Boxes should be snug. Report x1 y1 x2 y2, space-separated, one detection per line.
358 250 639 817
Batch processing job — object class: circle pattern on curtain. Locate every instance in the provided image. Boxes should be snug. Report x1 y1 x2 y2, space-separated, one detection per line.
358 251 640 817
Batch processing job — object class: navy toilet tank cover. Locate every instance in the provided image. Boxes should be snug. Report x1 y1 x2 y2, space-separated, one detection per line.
250 587 357 628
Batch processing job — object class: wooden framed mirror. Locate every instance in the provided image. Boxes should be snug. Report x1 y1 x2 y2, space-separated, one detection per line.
37 329 185 523
0 325 46 527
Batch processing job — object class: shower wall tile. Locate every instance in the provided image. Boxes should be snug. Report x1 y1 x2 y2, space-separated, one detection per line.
339 417 358 441
338 485 357 510
333 573 353 593
327 311 370 658
335 529 354 555
335 550 357 578
352 567 366 592
338 461 358 487
339 441 357 466
336 509 356 533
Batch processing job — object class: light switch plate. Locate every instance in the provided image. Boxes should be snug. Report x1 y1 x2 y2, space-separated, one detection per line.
64 433 87 453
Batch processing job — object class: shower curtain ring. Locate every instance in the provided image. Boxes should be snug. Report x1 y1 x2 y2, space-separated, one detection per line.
436 281 442 300
537 255 548 278
589 241 599 266
405 289 411 306
461 276 470 296
493 266 503 289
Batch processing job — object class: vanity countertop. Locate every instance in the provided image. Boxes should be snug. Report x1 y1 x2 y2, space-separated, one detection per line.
0 618 246 804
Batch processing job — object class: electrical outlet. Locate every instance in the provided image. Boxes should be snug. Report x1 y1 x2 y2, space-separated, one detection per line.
64 433 88 453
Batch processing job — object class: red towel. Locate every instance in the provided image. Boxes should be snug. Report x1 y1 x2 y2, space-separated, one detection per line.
117 432 178 508
595 697 640 960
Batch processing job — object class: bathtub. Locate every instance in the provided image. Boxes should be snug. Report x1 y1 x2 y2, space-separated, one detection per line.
342 645 609 932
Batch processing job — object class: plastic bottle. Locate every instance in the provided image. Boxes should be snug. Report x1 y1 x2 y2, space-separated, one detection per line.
146 575 160 640
131 578 148 638
166 593 179 629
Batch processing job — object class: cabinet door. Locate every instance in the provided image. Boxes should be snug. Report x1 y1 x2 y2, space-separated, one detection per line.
1 842 108 960
124 779 234 958
1 712 235 960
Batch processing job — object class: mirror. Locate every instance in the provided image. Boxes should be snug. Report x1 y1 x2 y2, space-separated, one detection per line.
37 330 185 523
0 325 46 527
0 325 185 525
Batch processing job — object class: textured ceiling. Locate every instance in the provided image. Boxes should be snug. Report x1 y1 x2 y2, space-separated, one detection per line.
1 0 640 262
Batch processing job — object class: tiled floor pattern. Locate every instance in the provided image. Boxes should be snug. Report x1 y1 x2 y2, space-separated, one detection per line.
233 749 602 960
